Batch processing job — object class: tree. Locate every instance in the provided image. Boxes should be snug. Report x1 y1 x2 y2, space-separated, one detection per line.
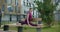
35 0 57 27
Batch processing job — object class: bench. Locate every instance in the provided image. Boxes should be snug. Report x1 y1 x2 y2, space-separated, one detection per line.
16 18 42 32
16 18 42 27
3 18 42 32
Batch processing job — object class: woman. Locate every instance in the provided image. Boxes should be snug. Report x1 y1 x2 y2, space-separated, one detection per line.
19 8 41 28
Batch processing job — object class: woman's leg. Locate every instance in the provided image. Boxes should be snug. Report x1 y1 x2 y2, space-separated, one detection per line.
29 22 41 28
29 22 37 26
19 21 25 25
19 20 28 25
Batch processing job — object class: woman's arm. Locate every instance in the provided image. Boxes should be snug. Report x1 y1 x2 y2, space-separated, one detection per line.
27 13 37 27
27 13 30 25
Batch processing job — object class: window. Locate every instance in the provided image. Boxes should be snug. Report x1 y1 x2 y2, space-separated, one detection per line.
15 0 16 5
15 0 18 6
24 11 25 13
23 1 25 6
29 3 31 7
11 0 12 4
26 0 29 6
58 0 60 3
15 6 17 12
27 3 28 6
0 0 1 3
27 0 28 2
7 0 12 5
2 4 5 11
5 0 7 3
18 7 20 13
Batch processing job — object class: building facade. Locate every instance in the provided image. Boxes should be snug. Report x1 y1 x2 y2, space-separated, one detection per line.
1 0 39 21
54 2 60 21
1 0 21 21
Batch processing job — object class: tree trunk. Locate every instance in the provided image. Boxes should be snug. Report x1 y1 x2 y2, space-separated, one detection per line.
47 21 51 27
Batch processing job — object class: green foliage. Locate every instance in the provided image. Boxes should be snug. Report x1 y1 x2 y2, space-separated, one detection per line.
35 0 57 27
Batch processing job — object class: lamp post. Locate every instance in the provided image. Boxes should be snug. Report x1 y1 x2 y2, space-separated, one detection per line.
33 4 35 17
10 14 12 22
0 9 2 27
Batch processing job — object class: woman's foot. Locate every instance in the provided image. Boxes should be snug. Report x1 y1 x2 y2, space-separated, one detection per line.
28 24 41 28
16 22 22 26
37 24 42 28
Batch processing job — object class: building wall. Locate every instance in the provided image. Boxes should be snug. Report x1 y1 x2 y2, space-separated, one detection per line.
54 11 60 21
1 0 19 21
1 0 39 21
21 0 38 17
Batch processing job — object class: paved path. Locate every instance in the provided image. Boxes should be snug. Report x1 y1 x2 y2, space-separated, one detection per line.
0 29 17 32
0 23 17 32
1 23 16 27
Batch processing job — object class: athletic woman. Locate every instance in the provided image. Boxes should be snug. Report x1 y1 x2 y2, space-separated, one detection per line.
18 8 41 28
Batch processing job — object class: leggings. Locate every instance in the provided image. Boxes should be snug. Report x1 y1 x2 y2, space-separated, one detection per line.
19 20 37 26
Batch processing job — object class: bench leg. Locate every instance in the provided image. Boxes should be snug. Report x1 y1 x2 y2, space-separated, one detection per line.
3 25 9 31
36 28 41 32
18 26 23 32
36 21 42 32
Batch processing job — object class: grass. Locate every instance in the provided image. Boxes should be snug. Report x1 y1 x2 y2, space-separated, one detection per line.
1 21 16 25
0 25 60 32
5 24 60 32
42 26 59 32
0 21 60 32
9 26 36 32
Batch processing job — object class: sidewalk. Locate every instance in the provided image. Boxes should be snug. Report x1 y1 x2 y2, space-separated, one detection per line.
0 23 17 32
1 23 16 27
0 29 17 32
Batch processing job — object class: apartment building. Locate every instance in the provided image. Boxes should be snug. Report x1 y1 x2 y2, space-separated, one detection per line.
1 0 39 21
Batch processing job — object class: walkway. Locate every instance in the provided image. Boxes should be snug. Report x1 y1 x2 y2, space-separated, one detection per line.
0 23 17 32
0 29 17 32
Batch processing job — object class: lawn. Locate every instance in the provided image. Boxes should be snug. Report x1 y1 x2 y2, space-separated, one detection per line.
8 24 60 32
1 21 16 25
0 21 60 32
0 25 60 32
